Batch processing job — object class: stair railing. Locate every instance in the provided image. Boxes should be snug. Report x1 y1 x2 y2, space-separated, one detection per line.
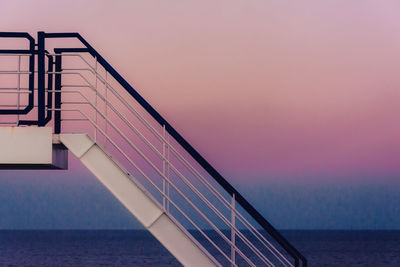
47 59 285 266
0 31 307 266
48 52 297 266
57 56 296 266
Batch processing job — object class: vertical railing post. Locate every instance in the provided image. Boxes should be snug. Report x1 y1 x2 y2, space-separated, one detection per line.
162 125 171 213
94 56 98 142
54 53 62 134
166 132 170 213
45 55 54 124
17 55 21 123
28 34 35 116
37 31 46 126
162 125 166 210
231 193 236 267
105 71 108 149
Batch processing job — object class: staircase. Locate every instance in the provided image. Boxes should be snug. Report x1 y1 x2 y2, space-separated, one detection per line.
0 31 307 267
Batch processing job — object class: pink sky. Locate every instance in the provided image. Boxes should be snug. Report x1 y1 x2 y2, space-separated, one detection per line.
2 0 400 182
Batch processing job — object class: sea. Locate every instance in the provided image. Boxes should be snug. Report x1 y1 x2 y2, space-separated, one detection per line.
0 230 399 266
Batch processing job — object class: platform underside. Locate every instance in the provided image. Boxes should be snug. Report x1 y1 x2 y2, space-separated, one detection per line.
0 163 65 170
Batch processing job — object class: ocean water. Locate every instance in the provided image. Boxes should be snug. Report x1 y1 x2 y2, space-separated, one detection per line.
0 230 399 266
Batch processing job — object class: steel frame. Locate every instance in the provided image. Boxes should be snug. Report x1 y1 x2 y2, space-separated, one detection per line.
0 31 307 267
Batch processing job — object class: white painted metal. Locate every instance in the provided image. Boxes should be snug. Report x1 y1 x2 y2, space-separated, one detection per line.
162 125 166 210
17 55 21 122
149 213 218 267
0 50 300 266
94 56 98 142
0 54 31 126
51 58 288 266
51 98 256 265
231 194 236 267
166 128 170 213
60 133 218 267
0 71 31 74
0 127 67 169
0 127 52 164
0 52 293 266
104 71 108 150
0 90 30 93
0 54 31 57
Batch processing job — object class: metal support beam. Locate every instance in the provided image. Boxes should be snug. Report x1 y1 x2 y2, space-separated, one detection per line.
37 31 45 126
0 32 35 115
54 53 62 134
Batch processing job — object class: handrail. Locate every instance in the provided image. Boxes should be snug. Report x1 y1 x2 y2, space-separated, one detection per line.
49 62 282 264
50 106 224 267
51 63 292 266
0 32 35 116
51 57 291 265
65 63 292 265
18 53 54 126
40 31 307 266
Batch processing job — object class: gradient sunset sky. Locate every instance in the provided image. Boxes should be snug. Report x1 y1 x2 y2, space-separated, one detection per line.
0 0 399 229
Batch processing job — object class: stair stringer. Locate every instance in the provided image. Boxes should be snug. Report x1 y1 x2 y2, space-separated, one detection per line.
59 133 219 267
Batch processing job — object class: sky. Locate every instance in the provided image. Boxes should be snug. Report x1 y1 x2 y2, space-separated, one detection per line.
0 0 399 229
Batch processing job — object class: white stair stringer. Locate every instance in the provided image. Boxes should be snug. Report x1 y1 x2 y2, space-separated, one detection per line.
59 133 219 267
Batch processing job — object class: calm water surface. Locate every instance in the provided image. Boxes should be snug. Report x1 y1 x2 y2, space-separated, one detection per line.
0 230 399 266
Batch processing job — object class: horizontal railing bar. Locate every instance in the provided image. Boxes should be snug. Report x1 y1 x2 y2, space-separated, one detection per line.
0 87 29 91
0 91 31 94
54 48 89 53
62 101 89 104
0 71 31 74
47 54 95 69
0 50 32 55
63 68 93 72
61 84 92 88
61 118 89 121
0 104 30 107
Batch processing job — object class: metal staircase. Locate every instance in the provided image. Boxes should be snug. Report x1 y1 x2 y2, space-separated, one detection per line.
0 32 307 266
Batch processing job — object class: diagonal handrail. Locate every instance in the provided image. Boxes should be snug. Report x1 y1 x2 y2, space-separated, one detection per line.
41 31 306 266
51 75 278 265
57 62 293 265
51 64 292 266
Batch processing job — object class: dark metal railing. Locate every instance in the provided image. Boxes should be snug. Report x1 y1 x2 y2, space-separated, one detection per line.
0 31 307 266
